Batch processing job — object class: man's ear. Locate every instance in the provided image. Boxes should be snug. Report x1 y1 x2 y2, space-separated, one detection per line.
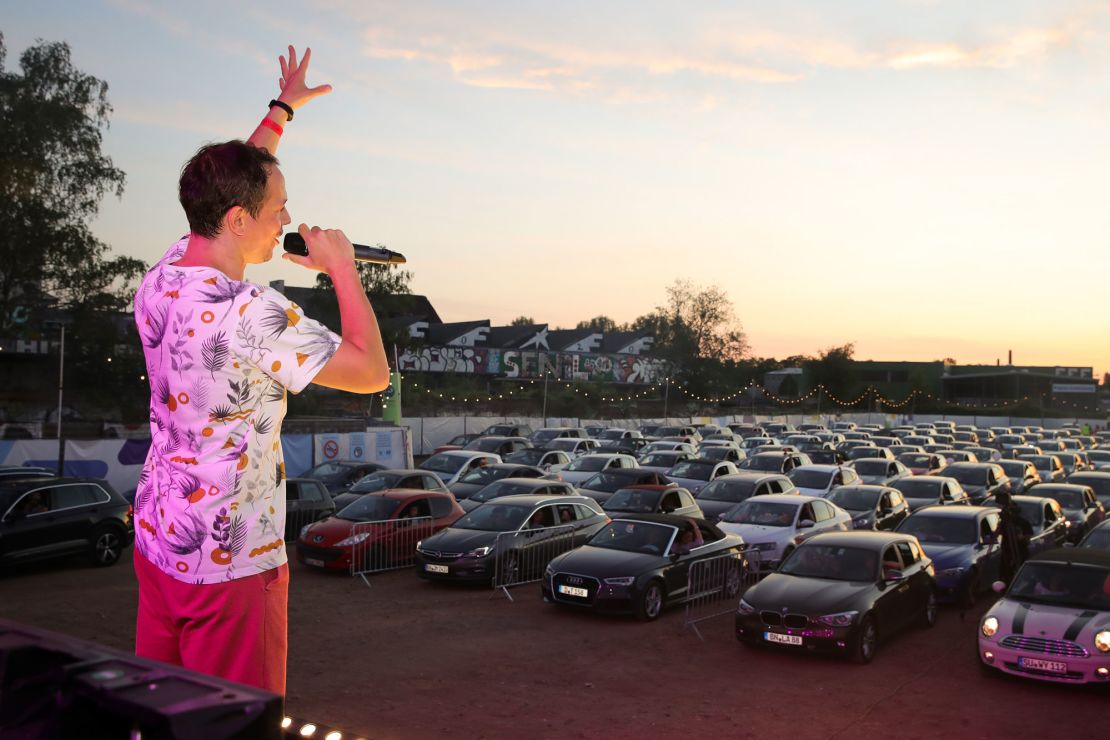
224 205 248 237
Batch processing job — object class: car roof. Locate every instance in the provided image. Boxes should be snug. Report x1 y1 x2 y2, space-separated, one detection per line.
792 464 842 473
435 450 497 459
0 476 107 494
610 512 727 537
898 475 953 483
1069 471 1110 480
615 484 675 492
486 494 593 507
906 505 996 519
486 477 565 489
1028 483 1090 493
944 462 999 470
806 531 915 550
1029 547 1110 568
751 493 820 503
714 472 786 484
369 489 455 500
830 484 896 494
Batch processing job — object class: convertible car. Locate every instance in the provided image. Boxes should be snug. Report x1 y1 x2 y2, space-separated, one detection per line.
542 514 746 621
978 548 1110 683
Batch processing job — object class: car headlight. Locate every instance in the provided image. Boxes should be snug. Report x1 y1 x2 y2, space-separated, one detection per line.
603 576 635 586
941 567 967 577
544 563 555 577
1095 630 1110 653
334 532 371 547
737 598 756 615
981 616 999 637
463 546 492 558
299 523 314 538
754 542 777 552
853 516 870 526
815 610 858 627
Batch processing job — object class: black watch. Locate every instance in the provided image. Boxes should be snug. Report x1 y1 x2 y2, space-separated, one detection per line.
268 99 294 122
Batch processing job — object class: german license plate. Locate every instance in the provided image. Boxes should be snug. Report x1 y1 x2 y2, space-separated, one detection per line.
558 584 589 598
424 564 449 574
305 558 325 567
764 631 803 646
1019 657 1067 674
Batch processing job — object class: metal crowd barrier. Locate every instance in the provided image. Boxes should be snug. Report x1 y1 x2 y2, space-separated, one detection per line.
491 524 577 601
283 507 332 544
349 516 434 587
682 548 762 641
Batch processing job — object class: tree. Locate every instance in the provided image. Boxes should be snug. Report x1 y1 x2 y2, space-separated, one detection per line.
576 315 621 333
640 280 749 365
510 315 535 326
313 259 413 297
806 343 859 398
0 34 145 332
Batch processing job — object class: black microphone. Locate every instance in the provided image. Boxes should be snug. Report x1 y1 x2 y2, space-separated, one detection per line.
283 232 407 265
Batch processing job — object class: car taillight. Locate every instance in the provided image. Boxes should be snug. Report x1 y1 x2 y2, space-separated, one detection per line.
604 516 612 524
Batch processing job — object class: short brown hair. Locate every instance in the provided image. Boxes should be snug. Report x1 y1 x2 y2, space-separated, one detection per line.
179 140 279 238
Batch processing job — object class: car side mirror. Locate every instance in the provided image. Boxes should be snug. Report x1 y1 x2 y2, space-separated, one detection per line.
991 580 1007 593
797 519 815 529
884 570 904 582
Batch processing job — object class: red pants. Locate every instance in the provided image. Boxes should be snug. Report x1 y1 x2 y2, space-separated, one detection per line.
134 551 289 695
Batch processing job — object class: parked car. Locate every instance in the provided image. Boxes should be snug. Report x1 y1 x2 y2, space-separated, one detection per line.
851 459 912 487
978 548 1110 683
637 450 695 474
284 478 336 540
463 435 532 456
594 438 649 456
789 465 860 497
807 448 849 465
1019 454 1065 483
743 451 810 475
698 446 747 465
895 452 947 476
478 423 533 438
1067 471 1110 509
0 477 133 568
547 438 601 458
1077 519 1110 550
415 494 609 583
433 433 479 454
934 463 1010 505
997 460 1041 495
529 427 589 446
296 490 464 571
0 466 57 482
557 453 639 486
895 506 1001 606
693 473 797 521
447 464 546 500
1024 484 1105 543
716 494 852 572
577 469 675 504
641 440 698 456
595 428 646 446
736 531 938 663
543 514 746 620
334 469 450 510
459 478 579 513
966 446 1002 463
827 485 910 531
418 451 502 487
302 461 388 494
665 459 741 495
1012 495 1070 556
600 485 702 518
503 448 573 472
892 476 970 511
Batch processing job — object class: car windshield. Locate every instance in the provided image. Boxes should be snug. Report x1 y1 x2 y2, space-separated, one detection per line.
1008 562 1110 610
349 473 401 493
898 454 932 467
581 472 638 492
895 479 942 498
484 426 513 436
791 470 833 489
1082 529 1110 549
1016 501 1049 531
641 453 680 467
669 461 715 480
854 460 892 476
305 462 351 480
337 496 399 522
603 489 663 513
656 426 685 437
505 449 546 465
468 438 505 452
898 516 976 544
696 478 758 503
947 467 988 486
532 430 561 444
599 430 625 441
998 462 1028 478
779 544 878 582
827 489 881 511
470 480 540 503
720 500 796 526
452 503 530 531
565 456 609 472
457 467 512 485
588 520 675 554
750 456 789 472
421 454 467 474
1041 489 1085 510
1024 456 1054 469
700 448 732 461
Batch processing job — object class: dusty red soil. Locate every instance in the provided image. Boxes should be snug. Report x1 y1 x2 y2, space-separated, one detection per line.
1 549 1105 739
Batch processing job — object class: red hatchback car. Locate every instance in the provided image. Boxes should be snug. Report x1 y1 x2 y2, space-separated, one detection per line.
296 490 464 572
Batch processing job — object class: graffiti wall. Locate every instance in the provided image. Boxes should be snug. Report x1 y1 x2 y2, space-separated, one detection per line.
397 346 667 384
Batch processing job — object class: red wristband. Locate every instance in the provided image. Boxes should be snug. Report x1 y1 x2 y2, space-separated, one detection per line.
260 117 283 136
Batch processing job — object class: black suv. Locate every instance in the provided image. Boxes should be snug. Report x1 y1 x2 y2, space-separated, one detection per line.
0 477 134 568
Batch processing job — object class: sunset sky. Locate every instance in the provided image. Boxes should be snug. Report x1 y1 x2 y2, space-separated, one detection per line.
6 1 1109 378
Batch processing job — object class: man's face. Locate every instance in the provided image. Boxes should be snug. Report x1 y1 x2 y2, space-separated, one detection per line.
241 165 291 264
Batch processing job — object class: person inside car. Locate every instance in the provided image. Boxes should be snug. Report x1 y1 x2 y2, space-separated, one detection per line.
18 492 49 515
670 521 704 556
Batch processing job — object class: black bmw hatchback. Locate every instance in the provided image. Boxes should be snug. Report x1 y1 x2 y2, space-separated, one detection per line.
0 477 134 569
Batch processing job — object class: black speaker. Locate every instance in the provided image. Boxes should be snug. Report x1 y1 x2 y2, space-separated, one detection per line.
0 619 283 740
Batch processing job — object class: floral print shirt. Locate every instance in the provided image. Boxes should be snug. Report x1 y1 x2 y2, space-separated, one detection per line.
133 236 340 583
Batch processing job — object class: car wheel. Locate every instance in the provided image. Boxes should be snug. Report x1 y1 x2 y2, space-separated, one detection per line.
634 579 665 622
89 526 124 567
919 589 938 629
962 570 980 609
499 551 520 584
850 615 878 664
724 563 743 598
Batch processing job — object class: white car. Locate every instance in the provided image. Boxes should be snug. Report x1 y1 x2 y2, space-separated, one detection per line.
978 548 1110 683
716 493 852 571
418 451 502 487
642 440 697 456
547 437 601 458
557 453 638 486
789 464 860 497
666 459 741 495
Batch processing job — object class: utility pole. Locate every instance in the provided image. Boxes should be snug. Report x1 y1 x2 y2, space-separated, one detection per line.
663 376 670 420
541 373 549 423
57 323 65 474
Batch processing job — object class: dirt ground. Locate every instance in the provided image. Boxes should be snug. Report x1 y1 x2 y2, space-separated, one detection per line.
1 548 1106 740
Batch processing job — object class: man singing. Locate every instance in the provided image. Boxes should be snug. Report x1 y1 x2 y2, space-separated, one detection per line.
131 46 388 695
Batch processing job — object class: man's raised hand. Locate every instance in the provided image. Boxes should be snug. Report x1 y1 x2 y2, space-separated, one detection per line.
277 46 332 110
